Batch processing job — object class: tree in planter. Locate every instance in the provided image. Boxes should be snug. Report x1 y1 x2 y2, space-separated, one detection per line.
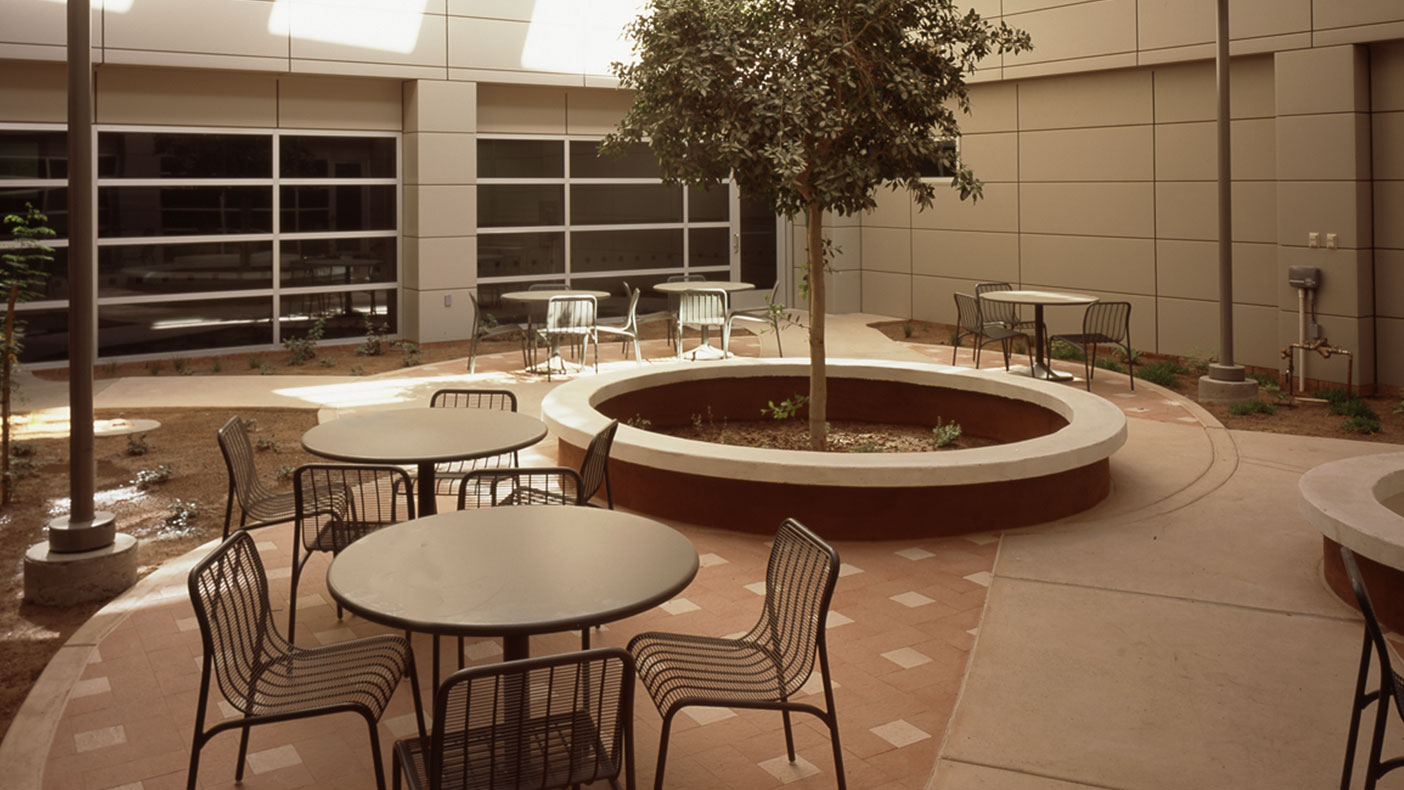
0 204 53 503
604 0 1029 449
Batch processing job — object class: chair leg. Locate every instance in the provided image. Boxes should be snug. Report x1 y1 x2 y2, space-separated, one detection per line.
222 486 236 540
235 720 253 782
405 637 427 742
782 709 796 761
1342 631 1373 790
188 674 212 790
653 711 677 790
1366 685 1392 790
392 748 404 790
468 334 480 374
580 627 590 650
365 713 388 790
1085 344 1096 391
1125 342 1135 390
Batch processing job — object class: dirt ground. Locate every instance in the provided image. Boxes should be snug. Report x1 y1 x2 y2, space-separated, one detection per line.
661 418 996 452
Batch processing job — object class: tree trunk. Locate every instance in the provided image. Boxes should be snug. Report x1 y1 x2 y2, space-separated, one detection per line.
2 283 17 504
806 204 827 451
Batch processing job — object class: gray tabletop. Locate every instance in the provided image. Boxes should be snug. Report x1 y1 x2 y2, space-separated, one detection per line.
325 506 700 639
979 289 1097 306
301 407 546 466
653 280 754 294
501 289 610 303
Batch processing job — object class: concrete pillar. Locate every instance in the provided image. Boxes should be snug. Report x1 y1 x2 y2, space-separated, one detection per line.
402 80 478 344
1274 45 1374 391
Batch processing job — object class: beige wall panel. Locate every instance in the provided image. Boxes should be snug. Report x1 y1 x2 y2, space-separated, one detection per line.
405 80 476 134
1275 113 1371 181
1313 0 1404 32
279 76 402 130
96 67 277 126
1373 112 1404 180
477 84 567 134
1004 0 1136 67
1316 20 1404 48
1137 0 1310 52
1020 183 1153 238
912 183 1019 233
1277 180 1372 250
863 188 912 229
1278 312 1373 385
1275 45 1369 116
861 271 913 319
287 5 447 69
1229 303 1282 370
405 133 474 186
288 59 446 81
1276 246 1372 317
407 237 476 291
1372 41 1404 112
862 228 912 275
1018 126 1151 182
449 16 580 77
828 269 861 314
0 61 67 122
1017 68 1151 130
1152 56 1275 123
1377 180 1404 250
564 88 633 135
960 133 1019 183
3 0 94 50
1004 0 1085 12
827 226 862 273
107 0 287 61
961 82 1019 134
1156 297 1277 361
1019 234 1154 294
1378 249 1404 318
449 1 532 21
911 230 1019 281
1378 317 1404 388
1155 181 1276 243
1156 240 1277 305
405 184 475 238
1154 119 1276 181
413 287 476 343
912 275 979 325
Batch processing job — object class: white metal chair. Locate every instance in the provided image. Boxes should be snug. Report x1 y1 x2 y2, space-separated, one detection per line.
535 294 598 379
725 282 784 357
675 288 730 359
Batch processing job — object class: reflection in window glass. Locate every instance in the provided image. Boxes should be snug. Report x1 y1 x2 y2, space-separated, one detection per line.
478 232 564 280
572 229 681 273
99 241 275 297
571 184 681 225
917 140 958 179
284 239 397 287
689 228 729 269
99 186 273 237
0 131 67 179
1 187 68 238
280 185 396 233
11 306 70 364
569 140 657 179
479 185 564 227
479 139 563 179
688 185 728 222
98 296 273 357
281 136 396 179
280 289 395 340
98 132 271 179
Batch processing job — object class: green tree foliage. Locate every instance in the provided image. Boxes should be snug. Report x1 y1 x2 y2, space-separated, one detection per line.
605 0 1030 448
0 204 53 503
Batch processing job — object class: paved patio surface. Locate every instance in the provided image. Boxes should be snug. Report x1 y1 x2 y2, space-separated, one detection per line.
1 314 1397 789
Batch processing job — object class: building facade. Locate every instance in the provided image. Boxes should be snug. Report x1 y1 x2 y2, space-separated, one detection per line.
0 0 1400 390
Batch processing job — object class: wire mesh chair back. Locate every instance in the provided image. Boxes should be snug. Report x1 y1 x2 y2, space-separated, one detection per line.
678 288 727 327
975 281 1019 327
579 420 620 508
544 295 597 334
1339 547 1404 788
188 530 288 712
403 648 635 790
429 389 520 493
1080 300 1131 344
456 467 584 509
218 416 278 517
953 292 985 335
294 464 415 554
749 518 841 699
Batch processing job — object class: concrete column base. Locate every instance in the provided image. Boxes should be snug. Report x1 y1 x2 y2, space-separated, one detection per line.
1197 374 1259 404
23 533 139 607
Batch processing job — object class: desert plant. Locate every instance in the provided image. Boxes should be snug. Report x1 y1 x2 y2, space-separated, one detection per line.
1228 399 1276 416
102 361 118 376
349 364 365 376
1115 346 1143 366
1395 398 1403 415
1343 415 1382 435
1048 339 1083 361
275 464 297 482
1185 348 1217 376
210 358 222 373
247 356 263 370
147 361 162 375
356 317 389 356
1095 358 1128 375
172 357 193 376
1135 360 1187 387
242 417 259 432
624 414 653 430
902 321 915 339
282 317 326 365
932 418 962 448
125 433 149 456
163 499 201 532
0 204 53 504
762 393 810 421
1247 372 1287 402
318 356 337 368
394 339 421 367
133 464 174 490
254 436 281 453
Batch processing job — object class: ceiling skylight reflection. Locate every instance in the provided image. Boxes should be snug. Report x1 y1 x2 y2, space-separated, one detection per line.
268 0 428 55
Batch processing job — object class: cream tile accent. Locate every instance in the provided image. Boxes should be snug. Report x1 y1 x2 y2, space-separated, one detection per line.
96 66 278 127
881 647 933 669
967 627 980 636
896 547 935 561
838 563 864 577
246 744 302 775
1275 45 1369 116
826 611 854 628
106 0 288 60
960 132 1019 182
891 591 936 608
871 719 932 749
384 713 421 738
266 567 291 580
175 616 199 633
861 271 913 319
279 75 403 131
565 88 634 135
295 594 327 610
313 627 357 645
0 61 67 123
255 541 278 552
659 598 700 615
964 571 994 588
1017 60 1151 130
912 230 1019 281
965 532 1000 545
799 674 836 696
71 677 111 699
1020 183 1154 238
912 183 1019 233
75 725 126 753
758 754 820 784
862 228 912 275
87 647 102 665
744 581 767 596
1019 126 1152 182
1005 0 1136 68
1019 235 1154 294
682 706 736 725
697 552 728 568
1275 113 1371 181
216 700 240 720
1277 180 1372 251
477 84 567 134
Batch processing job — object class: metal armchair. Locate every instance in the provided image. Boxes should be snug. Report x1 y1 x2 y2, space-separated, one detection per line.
676 288 730 359
535 294 599 380
1339 547 1404 790
218 415 297 539
953 292 1028 370
975 281 1037 333
467 292 528 375
596 286 646 363
725 282 785 357
428 389 520 499
1048 301 1134 390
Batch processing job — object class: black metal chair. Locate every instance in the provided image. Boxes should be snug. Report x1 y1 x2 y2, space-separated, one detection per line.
975 281 1037 333
467 292 528 375
288 463 415 640
428 388 520 499
1048 301 1134 391
392 648 635 790
188 530 422 790
217 415 297 539
457 420 618 510
952 292 1028 370
628 518 845 790
725 282 785 357
1340 547 1404 790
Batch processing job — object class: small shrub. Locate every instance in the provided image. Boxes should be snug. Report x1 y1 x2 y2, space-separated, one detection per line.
210 358 223 373
318 356 337 368
1135 360 1186 386
356 318 389 356
275 464 297 482
1343 415 1382 435
133 464 173 490
762 394 810 420
254 436 281 453
1048 339 1082 361
624 414 653 430
932 418 962 448
349 364 365 376
172 357 193 376
146 361 162 375
102 361 118 377
1228 399 1276 416
1248 372 1287 402
283 317 326 365
1115 346 1143 366
902 321 915 339
1395 398 1404 415
163 499 201 532
1320 389 1354 414
7 455 38 480
259 365 275 376
1095 358 1128 374
10 442 36 458
242 417 259 433
394 339 421 367
1340 399 1378 422
1186 348 1217 376
125 433 149 456
248 356 264 370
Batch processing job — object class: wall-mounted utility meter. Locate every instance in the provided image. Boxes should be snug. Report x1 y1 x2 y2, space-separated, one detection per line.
1288 265 1320 290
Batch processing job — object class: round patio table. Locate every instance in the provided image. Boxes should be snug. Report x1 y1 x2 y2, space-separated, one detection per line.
979 289 1097 382
325 506 699 664
300 408 546 516
651 280 754 294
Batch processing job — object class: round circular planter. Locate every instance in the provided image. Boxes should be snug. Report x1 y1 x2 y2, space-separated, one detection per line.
541 359 1128 540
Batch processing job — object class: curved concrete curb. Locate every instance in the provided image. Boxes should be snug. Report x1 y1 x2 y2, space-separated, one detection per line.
1300 451 1404 569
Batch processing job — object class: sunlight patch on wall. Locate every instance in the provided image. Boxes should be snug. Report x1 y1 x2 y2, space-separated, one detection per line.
522 0 643 75
268 0 428 55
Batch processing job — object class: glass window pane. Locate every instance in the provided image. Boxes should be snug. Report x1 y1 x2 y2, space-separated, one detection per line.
280 136 396 179
572 229 682 274
478 139 563 179
99 241 275 297
688 185 728 222
284 238 397 287
0 131 67 179
739 197 777 289
280 289 395 340
570 140 658 179
571 184 681 225
12 306 70 364
280 185 395 233
98 132 271 179
1 187 67 239
689 228 729 269
478 185 564 227
471 284 529 324
99 186 273 237
478 232 564 279
98 296 273 356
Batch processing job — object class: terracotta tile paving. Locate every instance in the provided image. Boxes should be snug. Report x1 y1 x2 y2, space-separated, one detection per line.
34 332 1191 790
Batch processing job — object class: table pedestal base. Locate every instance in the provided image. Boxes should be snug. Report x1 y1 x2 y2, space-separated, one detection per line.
1006 363 1076 382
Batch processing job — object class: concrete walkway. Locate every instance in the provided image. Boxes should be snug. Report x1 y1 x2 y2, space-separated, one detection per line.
2 312 1398 789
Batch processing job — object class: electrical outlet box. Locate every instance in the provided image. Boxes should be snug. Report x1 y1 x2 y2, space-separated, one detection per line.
1308 232 1320 248
1288 265 1320 289
444 295 453 307
1326 233 1338 250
